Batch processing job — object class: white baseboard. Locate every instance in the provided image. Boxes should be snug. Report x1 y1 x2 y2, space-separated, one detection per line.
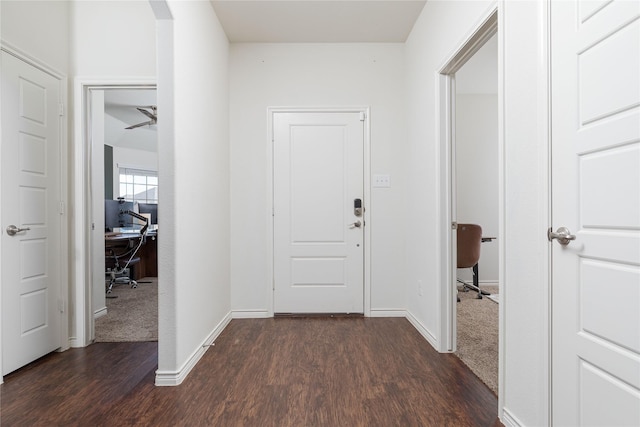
155 311 232 386
232 310 271 319
501 408 524 427
405 310 439 350
94 306 107 319
480 280 499 287
369 309 406 317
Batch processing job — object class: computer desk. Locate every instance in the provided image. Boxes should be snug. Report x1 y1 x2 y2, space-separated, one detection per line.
105 230 158 279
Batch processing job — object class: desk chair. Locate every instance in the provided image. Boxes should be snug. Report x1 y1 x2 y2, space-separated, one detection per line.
105 210 150 297
105 240 142 296
456 223 487 300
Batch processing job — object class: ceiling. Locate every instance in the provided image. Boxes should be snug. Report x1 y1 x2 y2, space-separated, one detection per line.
210 0 427 43
104 89 157 153
100 1 495 150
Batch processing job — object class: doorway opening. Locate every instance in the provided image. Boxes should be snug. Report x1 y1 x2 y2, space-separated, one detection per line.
75 82 157 345
91 87 158 343
437 8 501 398
453 34 499 396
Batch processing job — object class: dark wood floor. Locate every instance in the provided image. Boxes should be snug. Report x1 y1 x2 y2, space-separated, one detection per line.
1 318 501 426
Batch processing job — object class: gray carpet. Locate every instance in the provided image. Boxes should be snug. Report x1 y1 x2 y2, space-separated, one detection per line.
94 277 158 342
456 284 499 396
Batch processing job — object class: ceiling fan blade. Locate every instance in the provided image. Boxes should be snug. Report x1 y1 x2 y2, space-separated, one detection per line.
125 120 153 130
137 107 157 120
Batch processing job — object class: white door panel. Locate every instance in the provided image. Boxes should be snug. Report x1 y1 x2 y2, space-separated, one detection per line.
1 52 62 375
273 112 364 313
90 90 106 323
551 1 640 425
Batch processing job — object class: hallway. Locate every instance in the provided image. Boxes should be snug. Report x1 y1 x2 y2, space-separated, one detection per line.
1 318 500 426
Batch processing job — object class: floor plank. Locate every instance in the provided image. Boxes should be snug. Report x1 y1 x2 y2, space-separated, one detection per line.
1 318 501 426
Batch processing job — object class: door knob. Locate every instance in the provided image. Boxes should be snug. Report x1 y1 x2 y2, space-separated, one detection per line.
6 225 31 236
548 226 576 246
349 220 362 229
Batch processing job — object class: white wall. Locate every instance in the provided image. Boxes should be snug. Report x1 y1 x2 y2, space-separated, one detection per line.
69 0 157 346
404 0 494 349
229 43 406 315
155 0 230 382
0 1 70 74
405 1 551 426
455 94 499 283
70 1 155 76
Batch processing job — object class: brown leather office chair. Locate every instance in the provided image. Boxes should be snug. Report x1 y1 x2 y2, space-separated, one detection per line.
457 223 484 300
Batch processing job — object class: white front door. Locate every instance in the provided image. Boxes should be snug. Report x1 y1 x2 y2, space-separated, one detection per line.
273 111 365 313
551 1 640 425
1 52 62 375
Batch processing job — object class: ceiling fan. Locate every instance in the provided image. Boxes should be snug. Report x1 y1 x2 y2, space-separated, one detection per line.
125 105 157 130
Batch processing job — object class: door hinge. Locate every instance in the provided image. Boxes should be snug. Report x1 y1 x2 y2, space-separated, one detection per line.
58 103 64 117
59 201 65 215
359 112 366 121
451 221 458 230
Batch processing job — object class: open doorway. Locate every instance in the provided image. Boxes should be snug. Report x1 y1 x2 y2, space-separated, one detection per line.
86 86 159 343
437 8 500 398
453 34 499 395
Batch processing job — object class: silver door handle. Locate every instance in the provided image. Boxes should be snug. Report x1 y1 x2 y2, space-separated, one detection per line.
548 227 576 246
349 220 362 229
6 225 30 236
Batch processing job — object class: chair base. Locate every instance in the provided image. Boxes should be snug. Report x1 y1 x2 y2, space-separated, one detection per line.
456 262 491 302
106 268 138 296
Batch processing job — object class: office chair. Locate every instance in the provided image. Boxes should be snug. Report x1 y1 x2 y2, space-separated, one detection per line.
456 223 486 300
105 240 143 297
105 210 150 297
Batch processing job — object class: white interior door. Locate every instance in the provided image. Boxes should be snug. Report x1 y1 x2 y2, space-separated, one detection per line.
90 90 106 324
551 1 640 425
1 52 62 375
273 111 365 313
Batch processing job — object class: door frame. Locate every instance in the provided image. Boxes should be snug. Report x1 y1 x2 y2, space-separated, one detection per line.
437 6 499 352
267 107 371 317
72 78 156 347
436 1 505 401
0 41 69 380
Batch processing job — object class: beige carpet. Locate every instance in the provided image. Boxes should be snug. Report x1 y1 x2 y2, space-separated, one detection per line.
456 284 499 396
95 277 158 342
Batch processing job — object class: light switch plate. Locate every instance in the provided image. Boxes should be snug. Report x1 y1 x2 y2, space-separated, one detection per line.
373 174 391 188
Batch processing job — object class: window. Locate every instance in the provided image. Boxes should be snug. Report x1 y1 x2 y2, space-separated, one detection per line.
118 167 158 204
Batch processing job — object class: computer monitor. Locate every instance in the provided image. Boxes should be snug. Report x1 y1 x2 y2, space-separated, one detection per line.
138 203 158 225
104 199 120 232
118 201 135 228
104 199 135 231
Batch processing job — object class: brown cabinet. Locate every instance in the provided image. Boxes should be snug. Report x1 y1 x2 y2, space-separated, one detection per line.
105 232 158 280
